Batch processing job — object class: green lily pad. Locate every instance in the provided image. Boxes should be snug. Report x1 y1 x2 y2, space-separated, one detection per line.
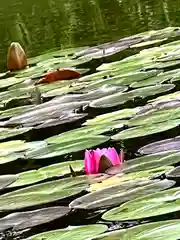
0 105 35 119
112 119 180 140
0 153 24 165
86 70 160 89
90 84 175 108
70 179 174 210
0 77 24 90
28 46 88 65
79 71 112 82
0 206 71 231
130 69 180 88
5 101 89 127
166 166 180 180
0 127 32 141
90 166 173 191
27 135 110 159
138 136 180 154
0 175 17 190
46 123 124 144
0 140 46 157
15 57 90 79
9 160 84 188
148 91 180 104
130 38 167 48
102 186 180 221
29 224 108 240
92 220 180 240
122 151 179 173
128 107 180 126
0 86 38 110
83 108 138 126
0 176 88 211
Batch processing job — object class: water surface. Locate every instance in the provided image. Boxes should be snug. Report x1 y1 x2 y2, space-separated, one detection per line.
0 0 180 70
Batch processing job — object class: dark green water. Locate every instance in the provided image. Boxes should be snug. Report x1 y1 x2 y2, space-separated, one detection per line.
0 0 180 69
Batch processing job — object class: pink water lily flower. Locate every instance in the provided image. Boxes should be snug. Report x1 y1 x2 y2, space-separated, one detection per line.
84 147 124 175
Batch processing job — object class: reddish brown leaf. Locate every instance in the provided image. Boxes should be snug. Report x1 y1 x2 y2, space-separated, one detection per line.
38 69 81 84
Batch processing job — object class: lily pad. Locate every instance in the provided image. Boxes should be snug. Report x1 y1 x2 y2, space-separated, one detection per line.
166 166 180 180
27 135 110 159
90 166 173 192
148 91 180 104
112 119 180 140
28 46 89 65
130 38 167 48
0 105 35 119
70 179 174 210
0 127 32 141
0 153 25 165
90 84 175 108
0 206 70 231
83 108 139 126
130 69 180 88
46 123 124 144
9 160 84 188
121 151 179 173
86 70 161 89
29 224 108 240
0 77 24 90
92 220 180 240
128 107 180 126
0 175 17 190
0 86 38 109
138 136 180 154
102 186 180 221
0 176 88 211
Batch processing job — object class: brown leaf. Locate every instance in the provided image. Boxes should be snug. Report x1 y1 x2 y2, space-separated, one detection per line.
38 69 81 84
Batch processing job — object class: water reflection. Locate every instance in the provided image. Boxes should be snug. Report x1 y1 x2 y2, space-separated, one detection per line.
0 0 180 69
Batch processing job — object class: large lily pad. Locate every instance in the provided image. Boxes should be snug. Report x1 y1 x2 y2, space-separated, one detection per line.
83 108 139 126
0 206 70 231
112 119 180 140
130 69 180 88
46 123 124 144
9 160 83 188
90 84 175 108
92 220 180 240
138 136 180 154
102 186 180 221
26 135 110 159
0 77 24 90
0 105 35 119
90 166 173 191
29 224 108 240
0 176 88 211
28 46 89 65
121 151 179 173
0 175 17 190
0 127 32 141
70 179 174 210
86 70 160 89
128 107 180 126
0 153 24 165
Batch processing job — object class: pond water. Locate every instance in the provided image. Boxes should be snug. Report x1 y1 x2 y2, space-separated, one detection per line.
0 0 180 69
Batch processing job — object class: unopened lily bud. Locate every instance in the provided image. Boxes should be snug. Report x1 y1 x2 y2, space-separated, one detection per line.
7 42 27 70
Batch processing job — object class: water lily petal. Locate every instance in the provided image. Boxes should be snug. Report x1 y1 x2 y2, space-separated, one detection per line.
106 147 121 166
84 150 96 174
92 150 101 173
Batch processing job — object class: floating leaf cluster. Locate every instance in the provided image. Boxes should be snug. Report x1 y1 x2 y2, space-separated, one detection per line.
0 27 180 239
